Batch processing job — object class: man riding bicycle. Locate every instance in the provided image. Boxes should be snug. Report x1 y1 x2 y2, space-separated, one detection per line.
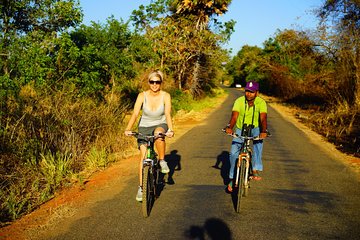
225 80 268 192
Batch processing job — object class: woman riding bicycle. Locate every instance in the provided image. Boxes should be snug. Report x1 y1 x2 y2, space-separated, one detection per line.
225 80 268 192
124 70 174 201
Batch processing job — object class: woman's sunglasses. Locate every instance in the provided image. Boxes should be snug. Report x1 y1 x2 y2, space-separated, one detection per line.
149 80 162 85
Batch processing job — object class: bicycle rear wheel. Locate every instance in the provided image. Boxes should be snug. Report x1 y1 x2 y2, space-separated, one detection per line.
142 165 155 217
236 158 247 213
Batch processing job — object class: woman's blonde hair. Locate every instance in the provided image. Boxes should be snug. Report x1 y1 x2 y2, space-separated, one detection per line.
147 70 164 82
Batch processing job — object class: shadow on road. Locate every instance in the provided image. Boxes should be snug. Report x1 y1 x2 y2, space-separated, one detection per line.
184 218 232 240
214 151 241 211
270 189 338 213
213 151 230 186
165 149 181 185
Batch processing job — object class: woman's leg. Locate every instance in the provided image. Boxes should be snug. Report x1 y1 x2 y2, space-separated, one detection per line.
139 145 147 185
154 127 166 160
154 126 170 173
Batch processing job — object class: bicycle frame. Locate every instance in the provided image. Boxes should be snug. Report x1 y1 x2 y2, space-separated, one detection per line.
224 131 257 188
235 140 252 188
143 138 157 168
235 135 256 212
141 135 159 217
130 132 159 168
129 132 165 217
222 129 261 212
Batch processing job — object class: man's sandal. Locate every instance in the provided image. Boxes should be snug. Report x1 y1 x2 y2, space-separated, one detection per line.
227 180 233 193
251 172 262 181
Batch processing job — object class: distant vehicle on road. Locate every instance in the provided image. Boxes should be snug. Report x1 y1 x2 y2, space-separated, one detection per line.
235 84 242 88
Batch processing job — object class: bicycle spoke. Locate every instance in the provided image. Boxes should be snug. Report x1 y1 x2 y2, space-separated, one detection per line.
142 166 150 217
236 159 247 213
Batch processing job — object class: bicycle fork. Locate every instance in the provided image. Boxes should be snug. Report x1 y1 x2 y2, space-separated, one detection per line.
143 158 159 192
235 152 250 188
143 158 155 166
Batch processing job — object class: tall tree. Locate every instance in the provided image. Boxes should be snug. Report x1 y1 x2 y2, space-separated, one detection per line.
172 0 233 95
174 0 231 30
228 45 263 87
318 0 360 106
131 0 234 95
0 0 82 75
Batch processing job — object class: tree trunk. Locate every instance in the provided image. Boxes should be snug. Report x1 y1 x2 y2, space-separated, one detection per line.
354 51 360 108
190 56 200 96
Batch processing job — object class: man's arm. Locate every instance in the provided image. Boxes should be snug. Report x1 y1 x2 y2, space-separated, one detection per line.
225 111 239 134
259 112 267 138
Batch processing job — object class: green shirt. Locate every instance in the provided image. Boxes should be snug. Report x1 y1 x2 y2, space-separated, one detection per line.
232 96 267 129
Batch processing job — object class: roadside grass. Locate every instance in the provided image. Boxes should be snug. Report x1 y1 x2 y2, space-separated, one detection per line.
0 86 226 226
263 72 360 157
171 87 226 113
189 88 226 112
85 147 109 170
0 84 128 224
310 100 359 156
276 93 360 157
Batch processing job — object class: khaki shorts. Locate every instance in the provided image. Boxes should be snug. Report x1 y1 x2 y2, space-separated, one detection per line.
137 123 168 148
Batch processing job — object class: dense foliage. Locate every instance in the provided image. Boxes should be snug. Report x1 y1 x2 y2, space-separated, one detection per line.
0 0 233 223
226 0 360 156
130 0 235 96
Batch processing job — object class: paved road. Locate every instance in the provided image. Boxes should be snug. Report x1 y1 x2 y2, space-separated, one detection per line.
38 88 360 240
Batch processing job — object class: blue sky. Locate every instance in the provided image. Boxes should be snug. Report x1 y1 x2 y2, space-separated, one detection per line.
80 0 324 54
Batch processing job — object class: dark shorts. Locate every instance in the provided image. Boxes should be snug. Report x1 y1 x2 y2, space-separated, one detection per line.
137 123 168 148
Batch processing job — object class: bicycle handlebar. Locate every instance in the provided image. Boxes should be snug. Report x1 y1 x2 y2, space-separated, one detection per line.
221 128 265 141
128 131 168 139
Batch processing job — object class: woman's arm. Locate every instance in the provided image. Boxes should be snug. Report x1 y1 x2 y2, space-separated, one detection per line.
164 92 174 136
124 92 144 135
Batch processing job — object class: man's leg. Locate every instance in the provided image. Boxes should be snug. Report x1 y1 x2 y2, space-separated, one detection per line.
251 127 263 181
252 141 263 171
228 128 244 191
229 141 241 180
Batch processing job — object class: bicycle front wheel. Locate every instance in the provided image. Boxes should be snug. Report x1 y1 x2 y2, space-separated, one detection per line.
142 165 155 217
236 158 247 213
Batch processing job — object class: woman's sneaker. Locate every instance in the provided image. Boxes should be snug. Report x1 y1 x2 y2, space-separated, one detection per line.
159 160 170 173
136 186 142 202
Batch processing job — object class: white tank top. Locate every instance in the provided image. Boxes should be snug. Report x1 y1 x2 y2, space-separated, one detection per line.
139 91 166 127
